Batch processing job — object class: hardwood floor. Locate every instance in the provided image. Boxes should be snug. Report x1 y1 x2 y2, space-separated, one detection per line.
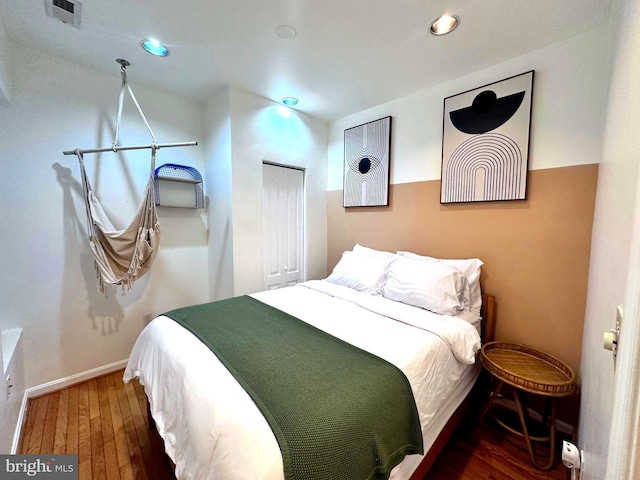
19 371 174 480
428 417 570 479
20 370 569 479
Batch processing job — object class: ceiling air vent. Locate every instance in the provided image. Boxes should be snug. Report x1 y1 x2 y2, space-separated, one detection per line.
45 0 82 28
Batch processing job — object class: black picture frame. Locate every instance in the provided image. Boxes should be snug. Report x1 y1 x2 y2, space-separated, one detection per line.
440 71 534 204
343 116 392 207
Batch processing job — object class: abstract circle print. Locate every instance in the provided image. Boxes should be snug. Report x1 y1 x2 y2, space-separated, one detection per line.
343 116 391 207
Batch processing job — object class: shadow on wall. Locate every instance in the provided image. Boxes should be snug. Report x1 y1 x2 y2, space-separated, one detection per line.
52 162 124 345
210 216 233 301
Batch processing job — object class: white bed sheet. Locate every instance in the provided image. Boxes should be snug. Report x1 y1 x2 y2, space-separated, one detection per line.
124 280 482 480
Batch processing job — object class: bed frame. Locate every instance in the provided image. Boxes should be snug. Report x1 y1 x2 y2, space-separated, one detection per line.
409 293 496 479
147 294 497 480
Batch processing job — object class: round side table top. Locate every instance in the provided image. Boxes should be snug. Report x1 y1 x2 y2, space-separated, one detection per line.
480 341 576 397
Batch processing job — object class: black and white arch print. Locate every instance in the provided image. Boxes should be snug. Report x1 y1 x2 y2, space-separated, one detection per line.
343 116 391 207
441 71 534 203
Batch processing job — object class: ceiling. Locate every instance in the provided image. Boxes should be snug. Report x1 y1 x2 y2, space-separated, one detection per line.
0 0 613 121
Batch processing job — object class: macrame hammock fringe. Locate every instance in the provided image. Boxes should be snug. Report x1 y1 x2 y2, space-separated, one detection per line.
70 62 165 295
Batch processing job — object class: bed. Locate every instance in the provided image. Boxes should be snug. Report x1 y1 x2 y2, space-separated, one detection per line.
124 247 495 480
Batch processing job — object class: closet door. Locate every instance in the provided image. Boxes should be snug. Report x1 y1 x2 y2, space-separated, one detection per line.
263 163 304 290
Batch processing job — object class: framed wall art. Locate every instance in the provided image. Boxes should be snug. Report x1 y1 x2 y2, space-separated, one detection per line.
343 116 391 207
440 70 534 204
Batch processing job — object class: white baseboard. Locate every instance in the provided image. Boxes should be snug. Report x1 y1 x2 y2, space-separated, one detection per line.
25 359 129 399
11 359 128 454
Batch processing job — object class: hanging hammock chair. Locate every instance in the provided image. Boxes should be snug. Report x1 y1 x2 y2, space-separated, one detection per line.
76 147 160 294
72 61 163 294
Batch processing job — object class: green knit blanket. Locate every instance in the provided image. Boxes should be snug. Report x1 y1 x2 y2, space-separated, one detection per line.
164 295 423 480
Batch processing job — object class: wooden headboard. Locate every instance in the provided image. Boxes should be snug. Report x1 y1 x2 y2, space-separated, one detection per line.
481 294 496 343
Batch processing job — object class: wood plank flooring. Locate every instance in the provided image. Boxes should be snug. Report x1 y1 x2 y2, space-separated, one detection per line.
20 370 569 479
428 417 570 480
19 371 174 480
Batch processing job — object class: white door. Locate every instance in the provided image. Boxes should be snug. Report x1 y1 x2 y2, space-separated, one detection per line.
263 163 304 290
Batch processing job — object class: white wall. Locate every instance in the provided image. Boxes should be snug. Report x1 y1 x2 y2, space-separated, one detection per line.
0 329 24 453
0 41 209 416
579 0 640 477
204 87 235 301
0 19 10 103
327 27 610 190
227 86 328 295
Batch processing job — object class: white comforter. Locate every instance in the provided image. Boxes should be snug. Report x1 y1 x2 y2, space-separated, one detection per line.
124 280 481 480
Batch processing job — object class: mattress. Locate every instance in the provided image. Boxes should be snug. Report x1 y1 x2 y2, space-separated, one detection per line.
124 280 482 480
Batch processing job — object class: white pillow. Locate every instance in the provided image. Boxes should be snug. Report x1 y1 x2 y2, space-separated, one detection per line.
397 251 483 315
326 251 389 294
353 243 395 259
382 256 465 315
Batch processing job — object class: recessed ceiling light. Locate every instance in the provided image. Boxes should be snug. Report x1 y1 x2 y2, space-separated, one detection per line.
282 97 299 106
429 14 459 36
141 38 169 57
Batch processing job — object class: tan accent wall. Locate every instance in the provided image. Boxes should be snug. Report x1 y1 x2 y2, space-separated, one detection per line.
327 164 598 381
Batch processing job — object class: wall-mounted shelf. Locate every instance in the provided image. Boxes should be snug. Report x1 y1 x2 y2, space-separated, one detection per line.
154 164 204 208
155 175 202 185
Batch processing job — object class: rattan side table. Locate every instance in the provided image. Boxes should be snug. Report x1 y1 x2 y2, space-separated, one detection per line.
479 342 576 470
